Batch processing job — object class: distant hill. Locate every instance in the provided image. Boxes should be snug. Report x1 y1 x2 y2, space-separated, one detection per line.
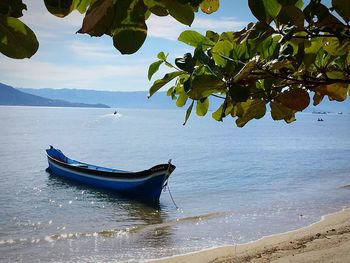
11 84 350 113
0 83 109 108
19 87 176 109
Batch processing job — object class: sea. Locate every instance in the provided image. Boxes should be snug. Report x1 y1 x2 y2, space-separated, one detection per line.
1 106 350 262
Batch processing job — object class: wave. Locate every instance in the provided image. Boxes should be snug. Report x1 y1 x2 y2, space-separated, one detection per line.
128 211 232 235
0 211 232 247
0 228 131 247
101 113 122 118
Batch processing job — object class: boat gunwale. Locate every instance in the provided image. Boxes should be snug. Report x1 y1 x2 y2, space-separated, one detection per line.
46 153 175 180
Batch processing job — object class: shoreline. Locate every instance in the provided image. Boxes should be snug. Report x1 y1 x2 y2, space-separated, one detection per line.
149 207 350 263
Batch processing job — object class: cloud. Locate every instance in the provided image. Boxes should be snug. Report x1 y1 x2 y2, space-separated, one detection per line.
0 58 147 91
22 1 247 43
22 1 84 40
1 2 248 91
147 15 247 40
65 39 158 66
192 17 247 31
68 40 116 60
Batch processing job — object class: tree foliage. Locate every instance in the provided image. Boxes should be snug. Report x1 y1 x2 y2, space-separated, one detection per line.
148 0 350 126
1 0 350 127
0 0 38 58
0 0 218 57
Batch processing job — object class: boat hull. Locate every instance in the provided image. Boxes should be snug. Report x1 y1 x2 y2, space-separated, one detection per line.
46 147 175 202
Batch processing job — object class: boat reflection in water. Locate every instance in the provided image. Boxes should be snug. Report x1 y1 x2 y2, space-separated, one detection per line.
45 173 176 259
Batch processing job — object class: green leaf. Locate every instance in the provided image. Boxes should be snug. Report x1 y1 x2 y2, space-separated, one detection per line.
175 53 194 73
1 0 27 18
233 99 266 127
326 71 345 80
206 31 219 43
78 0 115 36
258 35 280 59
162 0 194 26
234 56 258 83
75 0 92 14
178 30 214 48
166 86 177 100
276 5 304 28
0 2 9 15
295 0 304 9
44 0 92 17
302 54 316 71
183 100 194 125
231 41 248 60
0 15 39 59
266 59 293 71
228 82 250 102
248 0 282 22
323 37 350 57
263 0 282 18
305 39 323 54
270 101 296 123
200 0 220 14
149 5 168 16
304 2 342 28
303 39 322 69
44 0 74 17
144 0 168 16
176 91 188 107
212 101 234 121
112 0 148 54
148 60 163 80
278 0 303 9
148 71 185 98
332 0 350 23
212 104 224 121
188 75 226 100
157 51 167 60
166 86 175 97
196 98 209 116
212 40 233 67
248 0 269 22
113 27 147 54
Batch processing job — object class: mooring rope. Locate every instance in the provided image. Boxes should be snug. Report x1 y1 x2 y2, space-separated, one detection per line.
166 182 179 209
163 159 179 209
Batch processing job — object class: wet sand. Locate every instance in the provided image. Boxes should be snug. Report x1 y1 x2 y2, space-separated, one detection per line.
150 208 350 263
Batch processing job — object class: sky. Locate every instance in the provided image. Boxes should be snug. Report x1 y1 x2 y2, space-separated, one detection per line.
0 0 255 91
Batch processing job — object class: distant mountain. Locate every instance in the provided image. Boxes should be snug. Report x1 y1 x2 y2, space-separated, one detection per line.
19 87 176 109
11 84 350 113
0 83 109 108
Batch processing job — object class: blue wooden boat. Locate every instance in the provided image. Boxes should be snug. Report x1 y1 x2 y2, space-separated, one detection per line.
46 146 175 202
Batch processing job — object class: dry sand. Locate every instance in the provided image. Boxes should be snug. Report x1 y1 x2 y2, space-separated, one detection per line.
150 208 350 263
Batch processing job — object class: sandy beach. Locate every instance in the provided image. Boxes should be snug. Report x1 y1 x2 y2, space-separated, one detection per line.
150 208 350 263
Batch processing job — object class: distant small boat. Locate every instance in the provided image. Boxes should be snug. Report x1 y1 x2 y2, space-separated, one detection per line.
317 118 324 122
114 110 117 115
46 146 175 203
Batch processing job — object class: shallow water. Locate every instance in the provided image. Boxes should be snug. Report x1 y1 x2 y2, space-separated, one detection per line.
1 106 350 262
